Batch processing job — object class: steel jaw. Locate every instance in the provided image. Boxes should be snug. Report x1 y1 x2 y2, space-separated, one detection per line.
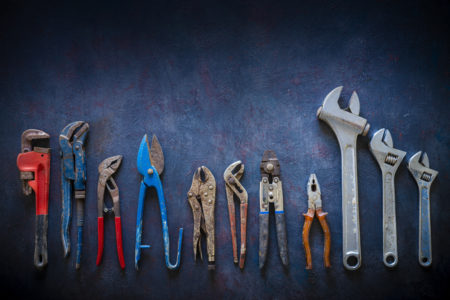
408 151 438 267
317 86 370 270
369 128 406 267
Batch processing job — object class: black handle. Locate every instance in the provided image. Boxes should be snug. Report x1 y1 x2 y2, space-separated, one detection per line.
275 213 289 266
34 214 48 269
259 213 269 269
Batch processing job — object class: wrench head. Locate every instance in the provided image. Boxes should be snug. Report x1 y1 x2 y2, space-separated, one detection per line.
317 86 370 136
408 151 438 183
369 128 406 169
21 129 50 153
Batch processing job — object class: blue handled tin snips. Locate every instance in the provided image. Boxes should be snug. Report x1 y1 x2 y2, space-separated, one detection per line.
59 121 89 269
135 134 183 270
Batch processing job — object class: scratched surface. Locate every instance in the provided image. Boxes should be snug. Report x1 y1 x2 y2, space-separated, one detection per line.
0 0 449 299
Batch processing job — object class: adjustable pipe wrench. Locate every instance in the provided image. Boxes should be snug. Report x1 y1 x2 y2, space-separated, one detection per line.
317 86 370 270
17 129 51 269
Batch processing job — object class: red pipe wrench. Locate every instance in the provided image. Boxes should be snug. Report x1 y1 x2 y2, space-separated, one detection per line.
96 155 125 269
17 129 51 269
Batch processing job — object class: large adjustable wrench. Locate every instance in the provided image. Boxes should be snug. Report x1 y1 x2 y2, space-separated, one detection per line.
317 86 370 270
369 129 406 267
408 151 438 267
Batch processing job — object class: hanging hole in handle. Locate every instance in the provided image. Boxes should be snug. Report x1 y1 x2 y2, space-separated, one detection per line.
346 255 359 268
384 253 397 267
421 257 429 264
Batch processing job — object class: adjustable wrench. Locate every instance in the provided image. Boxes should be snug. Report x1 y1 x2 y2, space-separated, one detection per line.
408 151 438 267
369 129 406 267
317 86 370 270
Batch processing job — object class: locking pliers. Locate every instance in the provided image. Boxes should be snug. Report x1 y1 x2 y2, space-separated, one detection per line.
224 161 248 269
59 121 89 269
302 174 331 269
96 155 125 269
187 166 216 270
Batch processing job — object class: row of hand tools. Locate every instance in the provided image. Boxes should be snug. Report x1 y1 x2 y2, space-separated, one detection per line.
16 86 438 271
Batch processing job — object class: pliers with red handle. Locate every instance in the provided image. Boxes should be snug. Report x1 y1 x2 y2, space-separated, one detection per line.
96 155 125 269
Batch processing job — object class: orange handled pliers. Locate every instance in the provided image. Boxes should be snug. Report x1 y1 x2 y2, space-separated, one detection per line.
302 174 331 269
96 155 125 269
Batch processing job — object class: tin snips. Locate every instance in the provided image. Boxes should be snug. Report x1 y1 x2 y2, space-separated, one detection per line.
134 134 183 270
187 166 216 270
259 150 288 269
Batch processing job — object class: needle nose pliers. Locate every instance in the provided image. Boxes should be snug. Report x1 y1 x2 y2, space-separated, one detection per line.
302 174 331 269
96 155 125 269
187 166 216 270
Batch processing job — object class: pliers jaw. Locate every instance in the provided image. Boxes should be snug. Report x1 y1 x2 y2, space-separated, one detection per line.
307 173 322 210
187 166 216 270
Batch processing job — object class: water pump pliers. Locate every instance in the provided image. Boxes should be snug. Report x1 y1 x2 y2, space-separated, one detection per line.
187 166 216 270
134 134 183 270
96 155 125 269
259 150 288 269
224 161 248 269
59 121 89 269
302 174 331 269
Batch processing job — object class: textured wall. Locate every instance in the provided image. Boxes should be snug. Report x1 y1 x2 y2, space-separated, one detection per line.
0 0 449 299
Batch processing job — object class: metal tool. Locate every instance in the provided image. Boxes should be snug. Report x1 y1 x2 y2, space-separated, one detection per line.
302 174 331 269
317 86 370 270
96 155 125 269
224 161 248 269
369 128 406 267
134 134 183 270
59 121 89 269
259 150 288 269
17 129 51 269
408 151 438 267
187 166 216 270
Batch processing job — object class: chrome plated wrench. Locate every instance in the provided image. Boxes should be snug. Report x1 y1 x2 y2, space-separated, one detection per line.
317 86 370 270
369 128 406 267
408 151 438 267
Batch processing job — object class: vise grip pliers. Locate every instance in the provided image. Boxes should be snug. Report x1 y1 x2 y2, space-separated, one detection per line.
59 121 89 269
96 155 125 269
134 134 183 270
259 150 289 269
224 161 248 269
187 166 216 270
17 129 51 269
302 174 331 269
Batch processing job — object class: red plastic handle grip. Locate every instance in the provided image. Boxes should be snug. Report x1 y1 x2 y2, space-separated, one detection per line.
115 217 125 269
96 217 104 266
17 151 50 215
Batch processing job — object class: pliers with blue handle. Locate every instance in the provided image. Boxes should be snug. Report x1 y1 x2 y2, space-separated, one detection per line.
59 121 89 269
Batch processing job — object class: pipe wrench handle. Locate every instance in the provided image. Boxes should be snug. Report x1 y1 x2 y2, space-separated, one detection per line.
34 215 48 269
419 183 432 267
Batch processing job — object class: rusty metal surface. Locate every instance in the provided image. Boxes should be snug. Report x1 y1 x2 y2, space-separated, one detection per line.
1 0 449 299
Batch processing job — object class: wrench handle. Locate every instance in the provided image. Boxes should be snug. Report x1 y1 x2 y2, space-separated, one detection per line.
75 191 85 269
382 171 398 267
341 144 361 270
419 184 432 267
34 214 48 269
239 203 247 269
